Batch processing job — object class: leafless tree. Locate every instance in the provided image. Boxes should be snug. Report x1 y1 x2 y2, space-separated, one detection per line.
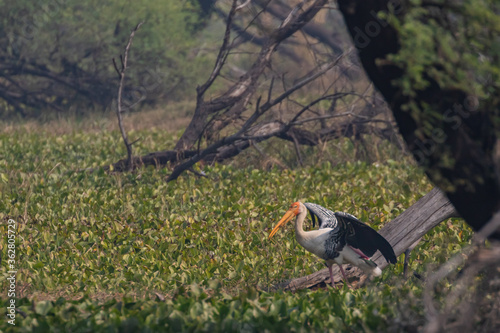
112 22 144 171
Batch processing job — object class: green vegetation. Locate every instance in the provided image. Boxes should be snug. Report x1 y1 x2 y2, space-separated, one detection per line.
381 0 500 191
1 1 495 329
387 0 500 99
0 124 472 331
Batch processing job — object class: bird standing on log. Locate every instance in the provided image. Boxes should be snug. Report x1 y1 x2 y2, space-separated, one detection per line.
268 202 397 287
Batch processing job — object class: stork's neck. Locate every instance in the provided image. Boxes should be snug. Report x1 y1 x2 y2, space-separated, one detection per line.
293 205 330 257
294 208 309 244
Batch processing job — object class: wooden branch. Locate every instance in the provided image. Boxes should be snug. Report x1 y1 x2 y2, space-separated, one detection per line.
197 0 238 97
261 54 348 114
113 22 143 171
213 7 304 63
166 110 397 182
99 114 396 174
166 121 285 182
175 0 328 150
424 212 500 332
203 56 350 144
235 0 251 11
254 0 344 55
277 188 459 291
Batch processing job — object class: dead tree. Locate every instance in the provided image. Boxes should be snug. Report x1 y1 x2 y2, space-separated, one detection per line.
173 0 332 151
112 22 143 171
106 0 400 178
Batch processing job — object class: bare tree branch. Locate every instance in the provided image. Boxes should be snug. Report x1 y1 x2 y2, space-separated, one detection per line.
197 0 238 97
291 132 304 166
262 52 349 113
254 0 344 55
236 0 252 11
175 0 329 151
423 211 500 333
113 22 143 171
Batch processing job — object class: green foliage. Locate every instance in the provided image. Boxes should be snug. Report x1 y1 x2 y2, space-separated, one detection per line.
387 1 500 99
378 1 500 194
0 128 472 331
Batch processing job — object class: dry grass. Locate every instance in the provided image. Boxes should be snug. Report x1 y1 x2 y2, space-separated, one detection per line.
0 101 195 136
15 283 159 303
29 289 153 303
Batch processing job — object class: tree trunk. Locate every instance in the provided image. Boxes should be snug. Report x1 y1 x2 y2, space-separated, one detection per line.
277 188 458 290
336 0 500 238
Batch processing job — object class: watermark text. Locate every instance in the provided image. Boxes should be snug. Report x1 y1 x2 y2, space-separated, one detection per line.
6 218 17 326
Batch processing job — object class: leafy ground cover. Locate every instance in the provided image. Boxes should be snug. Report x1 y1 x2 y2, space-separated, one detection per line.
0 124 472 331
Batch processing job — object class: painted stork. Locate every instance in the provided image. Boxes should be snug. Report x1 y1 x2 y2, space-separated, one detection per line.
268 201 397 287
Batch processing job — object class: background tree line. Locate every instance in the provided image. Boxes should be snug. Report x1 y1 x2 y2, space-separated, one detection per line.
0 0 214 117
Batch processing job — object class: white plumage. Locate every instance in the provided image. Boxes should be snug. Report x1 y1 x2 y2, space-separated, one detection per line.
269 201 395 287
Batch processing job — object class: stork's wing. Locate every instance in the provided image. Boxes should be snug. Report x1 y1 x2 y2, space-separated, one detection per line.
334 212 397 264
304 202 338 229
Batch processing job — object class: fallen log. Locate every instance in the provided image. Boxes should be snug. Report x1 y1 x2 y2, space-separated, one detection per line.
278 187 459 290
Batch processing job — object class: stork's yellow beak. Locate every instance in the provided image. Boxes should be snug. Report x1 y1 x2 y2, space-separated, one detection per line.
268 209 296 239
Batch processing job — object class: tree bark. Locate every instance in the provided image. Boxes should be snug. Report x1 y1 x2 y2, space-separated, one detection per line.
277 188 458 290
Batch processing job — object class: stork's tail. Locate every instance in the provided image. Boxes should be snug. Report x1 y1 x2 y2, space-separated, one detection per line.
359 258 382 276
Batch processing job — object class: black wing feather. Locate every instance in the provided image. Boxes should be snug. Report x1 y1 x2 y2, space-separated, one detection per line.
309 209 318 228
304 203 338 229
335 212 397 264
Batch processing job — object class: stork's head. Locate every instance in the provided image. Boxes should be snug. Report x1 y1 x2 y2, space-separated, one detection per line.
268 201 304 239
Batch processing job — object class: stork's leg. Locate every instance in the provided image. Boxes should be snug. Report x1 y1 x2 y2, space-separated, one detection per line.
403 248 411 278
328 264 335 288
338 264 352 288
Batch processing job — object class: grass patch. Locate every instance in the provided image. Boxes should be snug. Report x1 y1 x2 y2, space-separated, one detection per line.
0 123 472 331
